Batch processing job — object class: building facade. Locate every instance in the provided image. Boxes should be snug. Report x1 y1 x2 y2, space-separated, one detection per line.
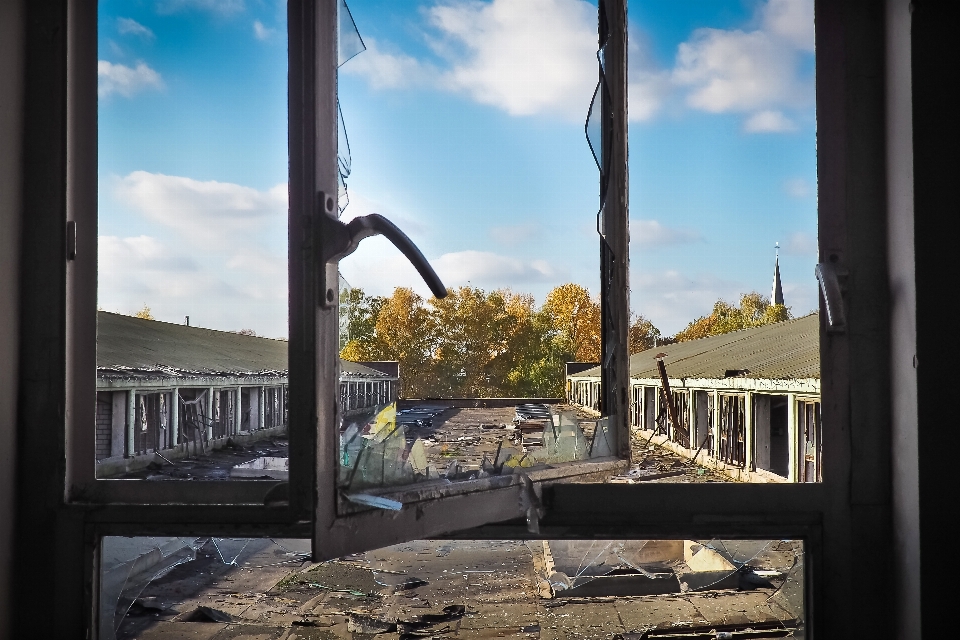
95 312 396 468
568 314 821 483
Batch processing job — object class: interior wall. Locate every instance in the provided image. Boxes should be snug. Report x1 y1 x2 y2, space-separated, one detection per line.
0 0 25 636
885 0 920 637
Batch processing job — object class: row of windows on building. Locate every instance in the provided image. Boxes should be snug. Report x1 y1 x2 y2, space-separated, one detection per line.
95 378 397 462
568 378 822 482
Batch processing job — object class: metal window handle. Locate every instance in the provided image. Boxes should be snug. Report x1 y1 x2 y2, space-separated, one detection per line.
815 262 846 334
317 192 447 299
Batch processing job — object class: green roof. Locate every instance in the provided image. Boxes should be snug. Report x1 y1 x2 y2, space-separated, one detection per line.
96 311 385 380
573 313 820 381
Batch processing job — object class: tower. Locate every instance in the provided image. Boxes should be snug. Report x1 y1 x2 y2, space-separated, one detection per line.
771 243 784 306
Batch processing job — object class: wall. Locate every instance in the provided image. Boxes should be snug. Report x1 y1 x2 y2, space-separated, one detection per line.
0 0 25 635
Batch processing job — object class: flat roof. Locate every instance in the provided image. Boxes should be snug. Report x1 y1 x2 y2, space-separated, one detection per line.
571 313 820 382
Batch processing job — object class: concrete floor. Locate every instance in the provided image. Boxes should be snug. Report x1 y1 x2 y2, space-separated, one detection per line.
113 537 802 639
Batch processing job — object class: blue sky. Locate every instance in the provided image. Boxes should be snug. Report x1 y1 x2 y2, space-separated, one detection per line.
97 0 817 338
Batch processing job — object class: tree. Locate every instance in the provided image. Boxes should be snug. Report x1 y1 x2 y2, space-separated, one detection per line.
429 287 508 397
542 284 601 362
371 287 436 398
134 304 154 320
339 287 385 352
338 282 605 399
673 292 792 342
628 315 662 354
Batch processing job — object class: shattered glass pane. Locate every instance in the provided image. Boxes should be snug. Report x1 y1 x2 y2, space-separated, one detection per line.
338 0 366 67
337 100 352 215
101 537 311 639
338 403 620 508
100 537 205 640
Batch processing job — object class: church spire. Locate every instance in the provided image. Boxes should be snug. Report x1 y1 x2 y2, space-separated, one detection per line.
771 243 784 306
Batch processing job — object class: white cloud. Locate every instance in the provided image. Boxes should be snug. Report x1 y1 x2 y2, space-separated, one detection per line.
628 28 671 123
344 0 599 120
784 231 817 256
113 171 287 242
634 219 702 247
156 0 245 15
339 239 564 299
428 0 598 119
341 38 433 90
253 20 276 41
744 109 797 132
117 18 154 40
629 69 671 123
671 0 814 130
784 177 813 198
99 234 288 336
761 0 815 51
673 29 808 113
98 61 164 98
434 250 558 284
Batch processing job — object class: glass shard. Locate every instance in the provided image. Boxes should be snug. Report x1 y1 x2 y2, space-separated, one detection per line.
338 0 366 67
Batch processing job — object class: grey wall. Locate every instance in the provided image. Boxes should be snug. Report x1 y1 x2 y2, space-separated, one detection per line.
0 0 25 636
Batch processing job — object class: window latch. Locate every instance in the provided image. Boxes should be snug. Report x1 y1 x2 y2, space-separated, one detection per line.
315 191 447 301
815 262 847 334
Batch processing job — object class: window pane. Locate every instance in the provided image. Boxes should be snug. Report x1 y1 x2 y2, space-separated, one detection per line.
583 0 822 483
102 536 804 638
95 1 289 480
332 0 624 509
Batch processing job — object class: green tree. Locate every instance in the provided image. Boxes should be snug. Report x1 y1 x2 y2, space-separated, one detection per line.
628 315 662 354
339 287 385 353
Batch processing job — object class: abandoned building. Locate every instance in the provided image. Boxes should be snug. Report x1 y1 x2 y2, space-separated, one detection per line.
0 0 951 637
568 314 821 483
94 311 397 470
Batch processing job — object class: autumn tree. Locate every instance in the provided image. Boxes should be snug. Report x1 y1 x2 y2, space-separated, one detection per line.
541 284 601 362
134 304 154 320
338 283 605 399
371 287 436 398
673 292 791 342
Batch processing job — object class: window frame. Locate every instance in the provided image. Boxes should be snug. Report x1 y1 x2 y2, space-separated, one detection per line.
47 0 896 637
309 0 634 558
